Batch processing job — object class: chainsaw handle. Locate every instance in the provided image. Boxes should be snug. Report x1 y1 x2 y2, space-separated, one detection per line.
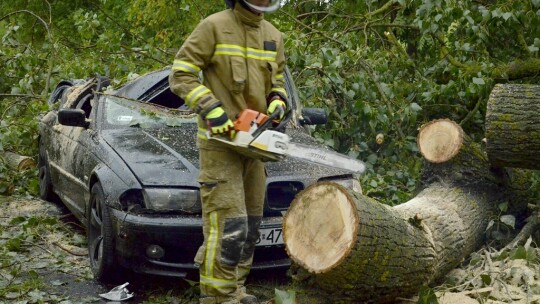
274 109 290 131
251 106 284 138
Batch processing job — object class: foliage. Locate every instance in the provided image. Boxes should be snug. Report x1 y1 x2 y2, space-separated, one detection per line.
1 0 540 203
417 286 439 304
0 0 221 195
277 0 540 204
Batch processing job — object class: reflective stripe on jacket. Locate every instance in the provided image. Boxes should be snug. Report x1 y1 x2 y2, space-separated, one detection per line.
169 4 287 143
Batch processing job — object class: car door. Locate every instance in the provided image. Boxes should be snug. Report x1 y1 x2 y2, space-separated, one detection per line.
48 87 95 218
47 98 79 208
62 92 101 218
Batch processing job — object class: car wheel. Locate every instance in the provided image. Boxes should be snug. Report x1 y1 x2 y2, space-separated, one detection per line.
38 139 55 201
87 182 118 283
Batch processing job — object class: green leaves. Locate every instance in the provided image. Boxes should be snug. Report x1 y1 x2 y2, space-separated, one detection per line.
417 286 439 304
0 0 538 210
472 77 485 85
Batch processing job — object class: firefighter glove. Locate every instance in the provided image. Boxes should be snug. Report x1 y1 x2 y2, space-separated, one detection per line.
267 98 286 121
205 106 235 137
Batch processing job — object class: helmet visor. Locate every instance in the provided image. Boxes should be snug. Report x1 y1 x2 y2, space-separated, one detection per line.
244 0 281 13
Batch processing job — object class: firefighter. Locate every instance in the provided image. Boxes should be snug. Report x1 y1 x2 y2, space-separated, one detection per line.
169 0 286 303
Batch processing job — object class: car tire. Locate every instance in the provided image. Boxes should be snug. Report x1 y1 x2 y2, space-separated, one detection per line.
87 182 118 283
38 139 56 201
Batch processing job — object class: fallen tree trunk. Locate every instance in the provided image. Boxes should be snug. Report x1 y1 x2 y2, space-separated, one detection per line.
485 84 540 169
283 120 534 303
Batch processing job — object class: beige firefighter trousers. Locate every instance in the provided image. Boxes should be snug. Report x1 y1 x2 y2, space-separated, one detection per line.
194 141 266 297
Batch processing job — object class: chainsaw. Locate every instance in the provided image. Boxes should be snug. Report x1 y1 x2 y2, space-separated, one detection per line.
207 108 366 174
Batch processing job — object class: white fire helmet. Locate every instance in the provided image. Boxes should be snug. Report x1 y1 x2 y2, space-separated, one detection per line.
243 0 282 13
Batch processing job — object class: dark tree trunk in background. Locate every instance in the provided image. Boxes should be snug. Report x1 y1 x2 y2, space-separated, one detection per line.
485 84 540 169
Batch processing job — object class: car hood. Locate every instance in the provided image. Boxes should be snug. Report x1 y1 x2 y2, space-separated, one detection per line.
102 126 352 187
266 127 352 179
102 126 200 187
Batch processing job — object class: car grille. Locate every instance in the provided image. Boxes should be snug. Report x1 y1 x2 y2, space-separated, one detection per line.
265 181 304 215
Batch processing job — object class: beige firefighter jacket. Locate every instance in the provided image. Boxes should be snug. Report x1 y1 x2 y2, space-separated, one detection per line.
169 4 287 145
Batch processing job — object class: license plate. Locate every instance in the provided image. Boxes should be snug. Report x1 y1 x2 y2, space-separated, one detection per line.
256 227 283 246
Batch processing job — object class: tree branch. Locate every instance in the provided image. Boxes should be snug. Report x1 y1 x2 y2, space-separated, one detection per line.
120 45 169 65
459 97 484 127
502 214 538 251
282 10 347 47
347 23 419 34
367 0 401 18
517 33 532 56
499 58 540 80
296 11 362 20
434 34 468 69
0 94 43 99
0 9 56 98
384 31 410 59
52 241 87 256
0 95 43 121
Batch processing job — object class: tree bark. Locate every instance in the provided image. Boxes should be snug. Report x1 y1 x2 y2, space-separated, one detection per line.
3 152 36 171
284 120 534 303
497 58 540 81
485 84 540 169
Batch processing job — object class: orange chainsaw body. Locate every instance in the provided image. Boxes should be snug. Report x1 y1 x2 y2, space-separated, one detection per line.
233 109 270 132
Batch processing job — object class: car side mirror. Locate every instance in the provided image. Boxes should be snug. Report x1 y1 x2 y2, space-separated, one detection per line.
58 109 89 128
299 108 327 126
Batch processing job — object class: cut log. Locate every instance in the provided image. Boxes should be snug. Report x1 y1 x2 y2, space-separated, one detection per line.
485 84 540 169
417 119 463 163
4 152 36 171
284 119 534 303
283 183 359 274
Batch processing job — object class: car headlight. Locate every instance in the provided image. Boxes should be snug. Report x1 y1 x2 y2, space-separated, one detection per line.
324 178 362 194
143 188 201 213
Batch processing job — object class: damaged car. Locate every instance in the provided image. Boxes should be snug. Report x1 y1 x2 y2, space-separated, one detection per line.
38 67 361 283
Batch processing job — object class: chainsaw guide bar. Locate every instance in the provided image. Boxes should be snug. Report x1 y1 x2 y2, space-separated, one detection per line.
207 109 366 174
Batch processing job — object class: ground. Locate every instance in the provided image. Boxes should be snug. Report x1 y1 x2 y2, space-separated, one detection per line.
1 195 539 304
0 196 291 304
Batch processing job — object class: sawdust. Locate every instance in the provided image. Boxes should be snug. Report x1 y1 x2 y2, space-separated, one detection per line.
2 197 63 217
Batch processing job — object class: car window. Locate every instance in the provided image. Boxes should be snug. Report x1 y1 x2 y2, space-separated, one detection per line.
146 86 188 109
103 94 197 129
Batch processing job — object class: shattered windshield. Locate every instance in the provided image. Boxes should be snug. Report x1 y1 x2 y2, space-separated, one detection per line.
102 94 197 129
